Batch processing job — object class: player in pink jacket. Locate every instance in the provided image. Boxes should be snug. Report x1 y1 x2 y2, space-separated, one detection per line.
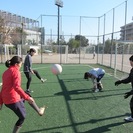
0 56 46 133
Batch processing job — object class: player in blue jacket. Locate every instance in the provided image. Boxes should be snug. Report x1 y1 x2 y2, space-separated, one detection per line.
84 68 105 92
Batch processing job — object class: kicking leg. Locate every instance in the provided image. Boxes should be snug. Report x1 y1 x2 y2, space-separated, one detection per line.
28 101 46 116
33 70 47 83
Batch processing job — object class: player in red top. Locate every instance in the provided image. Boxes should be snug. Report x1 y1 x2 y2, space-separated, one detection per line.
0 56 46 133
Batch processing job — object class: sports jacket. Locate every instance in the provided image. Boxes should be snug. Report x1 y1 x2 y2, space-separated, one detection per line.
120 68 133 88
0 65 30 105
23 54 32 72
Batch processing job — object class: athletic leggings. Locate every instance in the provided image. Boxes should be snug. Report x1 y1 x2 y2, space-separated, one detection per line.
5 100 26 126
24 70 42 90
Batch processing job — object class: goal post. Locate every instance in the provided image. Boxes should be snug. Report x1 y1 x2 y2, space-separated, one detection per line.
114 40 133 78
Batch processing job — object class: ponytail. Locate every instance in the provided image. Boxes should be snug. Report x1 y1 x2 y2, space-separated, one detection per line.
5 60 11 68
5 56 22 68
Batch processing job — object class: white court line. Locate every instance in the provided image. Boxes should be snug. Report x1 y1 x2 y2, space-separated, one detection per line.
62 64 114 78
20 66 50 73
20 64 122 79
62 64 114 77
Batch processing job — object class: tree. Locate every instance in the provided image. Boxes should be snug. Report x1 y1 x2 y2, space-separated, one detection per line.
95 42 103 54
67 38 80 53
75 35 89 47
0 16 12 44
67 35 89 53
10 27 27 45
104 39 111 54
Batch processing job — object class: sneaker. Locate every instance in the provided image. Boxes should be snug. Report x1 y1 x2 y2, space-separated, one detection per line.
97 83 103 90
38 106 46 116
94 88 99 93
0 83 2 86
26 89 34 93
41 78 47 83
99 88 103 91
124 116 133 122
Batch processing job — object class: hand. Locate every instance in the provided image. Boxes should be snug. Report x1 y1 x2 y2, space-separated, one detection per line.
28 97 34 104
124 91 131 99
31 70 35 74
115 80 121 86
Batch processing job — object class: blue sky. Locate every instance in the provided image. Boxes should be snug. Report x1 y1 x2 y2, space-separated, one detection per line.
0 0 132 42
0 0 131 19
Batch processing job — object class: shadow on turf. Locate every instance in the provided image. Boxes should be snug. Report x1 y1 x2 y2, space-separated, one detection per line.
81 121 126 133
80 113 130 133
55 89 90 95
54 88 128 101
32 86 129 100
21 113 130 133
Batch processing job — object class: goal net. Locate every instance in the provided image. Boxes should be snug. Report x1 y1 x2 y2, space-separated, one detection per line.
113 40 133 79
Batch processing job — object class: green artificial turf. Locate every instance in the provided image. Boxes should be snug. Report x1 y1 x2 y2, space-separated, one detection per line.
0 64 132 133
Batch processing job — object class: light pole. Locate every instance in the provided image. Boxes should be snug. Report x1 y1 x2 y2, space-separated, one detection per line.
36 14 58 64
55 0 63 64
21 22 24 58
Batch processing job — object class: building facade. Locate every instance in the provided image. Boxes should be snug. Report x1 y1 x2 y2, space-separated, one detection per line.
0 10 41 45
120 22 133 41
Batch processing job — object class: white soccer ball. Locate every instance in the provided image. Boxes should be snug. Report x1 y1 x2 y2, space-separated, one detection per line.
51 64 62 75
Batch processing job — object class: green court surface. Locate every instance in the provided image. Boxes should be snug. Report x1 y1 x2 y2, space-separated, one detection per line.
0 64 132 133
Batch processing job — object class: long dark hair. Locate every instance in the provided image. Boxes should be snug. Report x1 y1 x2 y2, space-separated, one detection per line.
129 55 133 62
84 72 89 79
5 56 22 68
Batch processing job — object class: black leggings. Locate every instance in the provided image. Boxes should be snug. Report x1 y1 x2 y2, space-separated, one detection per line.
24 70 42 90
5 100 26 126
130 96 133 117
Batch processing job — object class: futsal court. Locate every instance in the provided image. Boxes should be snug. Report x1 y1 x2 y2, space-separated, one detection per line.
0 63 132 133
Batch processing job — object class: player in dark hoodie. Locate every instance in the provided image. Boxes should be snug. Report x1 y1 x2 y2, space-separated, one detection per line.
115 55 133 122
23 48 47 93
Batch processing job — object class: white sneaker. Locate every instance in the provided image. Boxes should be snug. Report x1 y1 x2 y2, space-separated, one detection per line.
39 106 46 116
94 88 99 93
124 116 133 122
41 78 47 83
0 83 2 86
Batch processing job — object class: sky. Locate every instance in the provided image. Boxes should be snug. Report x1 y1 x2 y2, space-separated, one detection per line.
0 0 131 19
0 0 133 42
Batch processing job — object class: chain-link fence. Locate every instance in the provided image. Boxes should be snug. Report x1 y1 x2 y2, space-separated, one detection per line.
0 1 133 78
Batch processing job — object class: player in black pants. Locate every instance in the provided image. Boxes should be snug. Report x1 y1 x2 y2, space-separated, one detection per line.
115 55 133 122
23 48 47 93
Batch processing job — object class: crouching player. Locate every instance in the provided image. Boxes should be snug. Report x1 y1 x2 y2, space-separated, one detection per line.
84 68 105 92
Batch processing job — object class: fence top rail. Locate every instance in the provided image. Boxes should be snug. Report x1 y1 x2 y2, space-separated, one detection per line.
114 40 133 44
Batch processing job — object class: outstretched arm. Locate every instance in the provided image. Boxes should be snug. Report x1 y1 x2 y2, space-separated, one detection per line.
115 76 131 86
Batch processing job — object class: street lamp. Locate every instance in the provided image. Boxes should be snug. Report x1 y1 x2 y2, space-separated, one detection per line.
21 22 25 57
55 0 63 64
